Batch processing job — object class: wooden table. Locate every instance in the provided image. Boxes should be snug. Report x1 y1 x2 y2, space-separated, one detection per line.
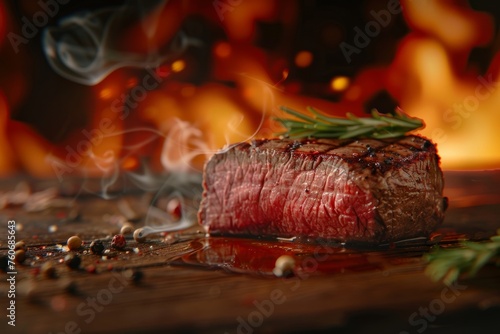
1 171 499 333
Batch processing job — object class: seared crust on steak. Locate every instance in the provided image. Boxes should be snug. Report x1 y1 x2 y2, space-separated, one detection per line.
198 135 446 243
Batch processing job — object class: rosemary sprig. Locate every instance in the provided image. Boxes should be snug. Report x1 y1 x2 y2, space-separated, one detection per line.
424 232 500 285
276 106 424 139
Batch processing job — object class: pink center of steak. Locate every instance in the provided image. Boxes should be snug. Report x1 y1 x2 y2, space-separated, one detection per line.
206 155 377 239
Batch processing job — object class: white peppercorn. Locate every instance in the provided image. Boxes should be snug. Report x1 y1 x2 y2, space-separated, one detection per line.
273 255 296 277
67 236 82 250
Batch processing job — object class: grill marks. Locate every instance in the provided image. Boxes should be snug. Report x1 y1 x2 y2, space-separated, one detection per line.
255 136 434 156
250 136 436 174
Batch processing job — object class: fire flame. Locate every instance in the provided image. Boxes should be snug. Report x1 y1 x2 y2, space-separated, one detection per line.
389 0 498 169
0 0 499 181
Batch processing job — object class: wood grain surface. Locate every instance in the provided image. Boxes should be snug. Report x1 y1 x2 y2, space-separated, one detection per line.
0 171 499 334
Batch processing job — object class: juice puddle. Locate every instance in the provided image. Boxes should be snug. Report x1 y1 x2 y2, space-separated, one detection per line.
165 228 472 277
170 236 420 276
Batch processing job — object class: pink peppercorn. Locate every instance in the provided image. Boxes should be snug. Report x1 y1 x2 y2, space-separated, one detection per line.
111 234 126 249
86 265 97 274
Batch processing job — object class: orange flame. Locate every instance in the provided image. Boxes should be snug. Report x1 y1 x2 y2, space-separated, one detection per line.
389 0 498 169
1 0 500 179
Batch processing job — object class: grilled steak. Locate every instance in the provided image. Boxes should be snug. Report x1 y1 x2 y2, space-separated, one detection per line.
198 135 446 244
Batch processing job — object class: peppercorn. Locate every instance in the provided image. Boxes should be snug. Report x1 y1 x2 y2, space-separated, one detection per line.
15 249 26 264
111 234 126 249
133 228 147 243
67 236 82 250
131 270 144 283
86 265 97 274
123 269 144 284
125 269 144 284
41 261 57 279
15 240 26 251
89 240 105 255
120 222 134 235
64 253 81 270
273 255 296 277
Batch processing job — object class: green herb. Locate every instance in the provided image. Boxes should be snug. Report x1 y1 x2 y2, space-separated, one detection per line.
424 232 500 285
276 106 424 139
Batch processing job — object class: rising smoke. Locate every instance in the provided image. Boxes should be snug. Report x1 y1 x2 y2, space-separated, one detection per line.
42 0 200 85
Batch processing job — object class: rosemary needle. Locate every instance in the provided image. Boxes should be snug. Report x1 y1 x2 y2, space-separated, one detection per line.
275 106 424 139
424 233 500 285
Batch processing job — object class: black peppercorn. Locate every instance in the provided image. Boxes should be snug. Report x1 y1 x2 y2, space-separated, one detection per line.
64 253 81 270
131 270 144 284
89 240 105 255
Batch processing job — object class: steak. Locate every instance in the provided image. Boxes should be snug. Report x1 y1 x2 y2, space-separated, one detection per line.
198 135 446 244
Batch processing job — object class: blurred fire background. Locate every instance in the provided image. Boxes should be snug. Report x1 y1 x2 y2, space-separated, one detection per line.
1 0 500 181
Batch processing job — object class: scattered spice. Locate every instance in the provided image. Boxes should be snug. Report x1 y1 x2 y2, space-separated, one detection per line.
133 228 147 243
111 234 126 249
64 253 81 270
15 240 26 251
15 249 26 264
89 240 105 255
123 269 144 284
120 223 134 235
273 255 296 277
131 270 144 284
86 265 97 274
67 236 82 250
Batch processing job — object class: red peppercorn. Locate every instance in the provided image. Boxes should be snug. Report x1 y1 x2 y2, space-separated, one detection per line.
111 234 126 249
